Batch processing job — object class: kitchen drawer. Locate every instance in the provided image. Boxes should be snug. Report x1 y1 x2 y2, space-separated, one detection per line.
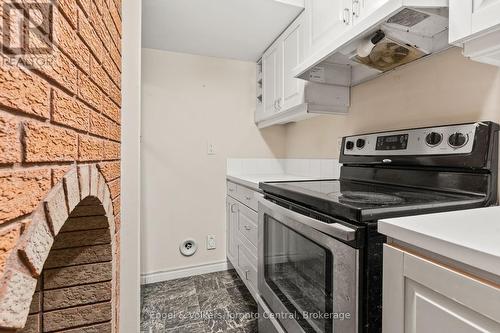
238 245 258 290
227 181 237 197
235 184 258 211
239 231 257 268
237 204 258 248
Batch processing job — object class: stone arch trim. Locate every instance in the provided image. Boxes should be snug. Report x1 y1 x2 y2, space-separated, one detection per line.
0 165 117 331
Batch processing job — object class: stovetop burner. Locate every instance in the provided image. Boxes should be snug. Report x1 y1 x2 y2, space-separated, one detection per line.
337 191 405 205
260 179 487 222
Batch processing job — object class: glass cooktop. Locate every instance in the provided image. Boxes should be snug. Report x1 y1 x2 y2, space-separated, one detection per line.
260 180 486 222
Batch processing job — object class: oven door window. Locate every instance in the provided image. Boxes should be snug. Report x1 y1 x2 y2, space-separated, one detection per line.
264 216 333 333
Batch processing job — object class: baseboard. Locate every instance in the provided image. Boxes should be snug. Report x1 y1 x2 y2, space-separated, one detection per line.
141 259 230 285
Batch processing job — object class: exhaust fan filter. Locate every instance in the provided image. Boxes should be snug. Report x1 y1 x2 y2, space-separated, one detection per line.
353 37 426 72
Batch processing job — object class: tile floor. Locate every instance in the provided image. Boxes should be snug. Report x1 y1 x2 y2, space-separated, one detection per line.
141 269 258 332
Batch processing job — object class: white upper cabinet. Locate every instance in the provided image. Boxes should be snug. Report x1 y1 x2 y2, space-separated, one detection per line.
282 15 305 111
450 0 500 42
450 0 500 67
257 12 350 128
302 0 396 67
304 0 347 57
471 0 500 36
262 48 275 116
357 0 391 23
262 43 283 117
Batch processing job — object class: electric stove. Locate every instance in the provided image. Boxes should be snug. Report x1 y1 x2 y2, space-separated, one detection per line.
257 122 499 333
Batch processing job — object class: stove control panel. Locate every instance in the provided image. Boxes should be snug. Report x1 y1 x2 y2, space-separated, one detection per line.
343 123 478 156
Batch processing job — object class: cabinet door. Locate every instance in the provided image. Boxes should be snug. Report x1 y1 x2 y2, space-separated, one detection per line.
405 280 500 333
226 197 238 264
263 46 278 116
282 15 305 111
383 244 500 333
275 43 284 113
305 0 348 57
356 0 391 23
471 0 500 35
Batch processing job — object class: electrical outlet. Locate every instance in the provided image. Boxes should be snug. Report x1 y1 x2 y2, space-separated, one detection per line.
207 143 216 155
207 235 216 250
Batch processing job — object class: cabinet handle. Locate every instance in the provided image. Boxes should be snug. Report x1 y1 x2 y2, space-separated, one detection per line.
244 225 251 231
352 0 360 18
230 204 238 213
343 8 351 24
228 188 234 192
245 269 250 280
245 195 252 200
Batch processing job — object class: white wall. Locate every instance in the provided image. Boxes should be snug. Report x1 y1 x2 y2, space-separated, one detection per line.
120 1 141 331
141 49 286 276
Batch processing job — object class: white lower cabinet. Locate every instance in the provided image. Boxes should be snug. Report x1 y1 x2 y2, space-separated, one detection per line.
226 181 260 298
237 244 258 291
226 196 238 264
383 244 500 333
237 204 258 248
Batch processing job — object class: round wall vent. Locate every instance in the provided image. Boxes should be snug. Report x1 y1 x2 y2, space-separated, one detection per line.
179 239 197 256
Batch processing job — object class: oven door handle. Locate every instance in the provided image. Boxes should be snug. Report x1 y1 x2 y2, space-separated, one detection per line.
258 197 357 242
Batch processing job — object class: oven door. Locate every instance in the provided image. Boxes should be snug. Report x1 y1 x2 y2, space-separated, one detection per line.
258 198 359 333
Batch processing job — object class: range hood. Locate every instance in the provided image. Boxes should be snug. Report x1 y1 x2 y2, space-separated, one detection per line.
294 3 450 87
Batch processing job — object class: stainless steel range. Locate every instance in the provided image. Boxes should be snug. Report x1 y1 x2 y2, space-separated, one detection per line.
257 122 499 333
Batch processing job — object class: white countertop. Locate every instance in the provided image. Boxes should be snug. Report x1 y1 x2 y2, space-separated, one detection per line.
379 206 500 276
227 174 317 191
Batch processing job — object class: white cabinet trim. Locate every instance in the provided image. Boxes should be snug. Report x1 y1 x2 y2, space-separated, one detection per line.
403 250 500 324
449 0 473 43
382 244 405 333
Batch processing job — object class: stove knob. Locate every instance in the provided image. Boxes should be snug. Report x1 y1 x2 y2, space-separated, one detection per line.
425 132 442 146
356 138 366 149
448 132 468 148
346 141 354 150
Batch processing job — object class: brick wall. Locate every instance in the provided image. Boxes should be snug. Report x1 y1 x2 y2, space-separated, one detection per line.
0 0 121 331
23 197 115 332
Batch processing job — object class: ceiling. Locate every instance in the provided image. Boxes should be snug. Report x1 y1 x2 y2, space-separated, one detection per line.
141 0 304 61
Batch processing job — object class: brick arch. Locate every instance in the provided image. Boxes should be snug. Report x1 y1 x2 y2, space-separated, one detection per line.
0 165 117 332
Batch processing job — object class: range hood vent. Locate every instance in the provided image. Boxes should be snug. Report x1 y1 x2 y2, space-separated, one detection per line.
295 4 450 87
388 8 430 27
353 35 427 72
